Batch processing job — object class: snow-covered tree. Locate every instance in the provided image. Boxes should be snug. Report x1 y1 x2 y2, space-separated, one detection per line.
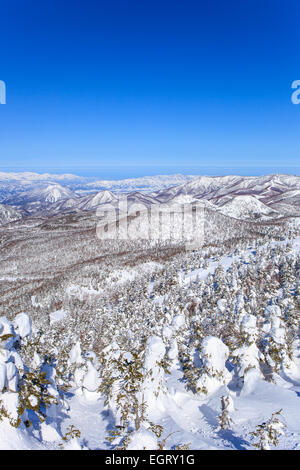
196 336 231 395
231 314 264 392
250 409 286 450
218 395 234 430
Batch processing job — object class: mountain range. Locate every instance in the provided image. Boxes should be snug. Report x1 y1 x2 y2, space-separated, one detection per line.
0 172 299 225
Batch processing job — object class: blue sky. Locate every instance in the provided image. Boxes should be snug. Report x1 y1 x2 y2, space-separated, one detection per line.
0 0 299 176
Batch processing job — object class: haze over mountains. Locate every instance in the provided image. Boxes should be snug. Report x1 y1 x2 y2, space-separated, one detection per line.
0 172 299 225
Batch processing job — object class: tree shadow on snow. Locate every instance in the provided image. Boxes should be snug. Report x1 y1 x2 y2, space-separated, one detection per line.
199 404 219 428
217 429 249 450
100 408 124 450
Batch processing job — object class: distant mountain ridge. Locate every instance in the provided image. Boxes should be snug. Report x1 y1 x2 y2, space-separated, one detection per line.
82 174 198 194
0 171 84 182
0 172 299 223
153 174 300 219
3 183 77 213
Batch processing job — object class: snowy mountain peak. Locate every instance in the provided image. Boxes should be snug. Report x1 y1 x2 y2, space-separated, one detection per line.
218 195 279 220
43 184 74 203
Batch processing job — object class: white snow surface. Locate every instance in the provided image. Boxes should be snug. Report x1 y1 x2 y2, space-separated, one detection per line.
49 310 67 324
13 313 31 338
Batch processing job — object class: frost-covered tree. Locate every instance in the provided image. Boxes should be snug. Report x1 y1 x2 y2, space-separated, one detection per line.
196 336 231 395
0 315 61 437
218 395 234 430
231 314 264 392
261 304 291 375
250 409 286 450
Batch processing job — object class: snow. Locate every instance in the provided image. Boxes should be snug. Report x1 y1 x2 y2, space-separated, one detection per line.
13 313 31 338
0 171 82 182
0 363 6 390
40 422 61 443
68 342 84 366
0 204 22 225
49 309 67 324
168 339 180 370
82 362 101 394
86 174 197 193
103 262 163 287
44 185 71 203
144 335 166 371
62 438 83 450
0 317 15 350
218 195 278 219
180 237 300 287
66 284 103 302
171 314 186 331
196 337 231 395
126 427 159 450
0 290 300 450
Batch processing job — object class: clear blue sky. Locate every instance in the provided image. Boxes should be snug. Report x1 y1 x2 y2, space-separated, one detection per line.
0 0 299 176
